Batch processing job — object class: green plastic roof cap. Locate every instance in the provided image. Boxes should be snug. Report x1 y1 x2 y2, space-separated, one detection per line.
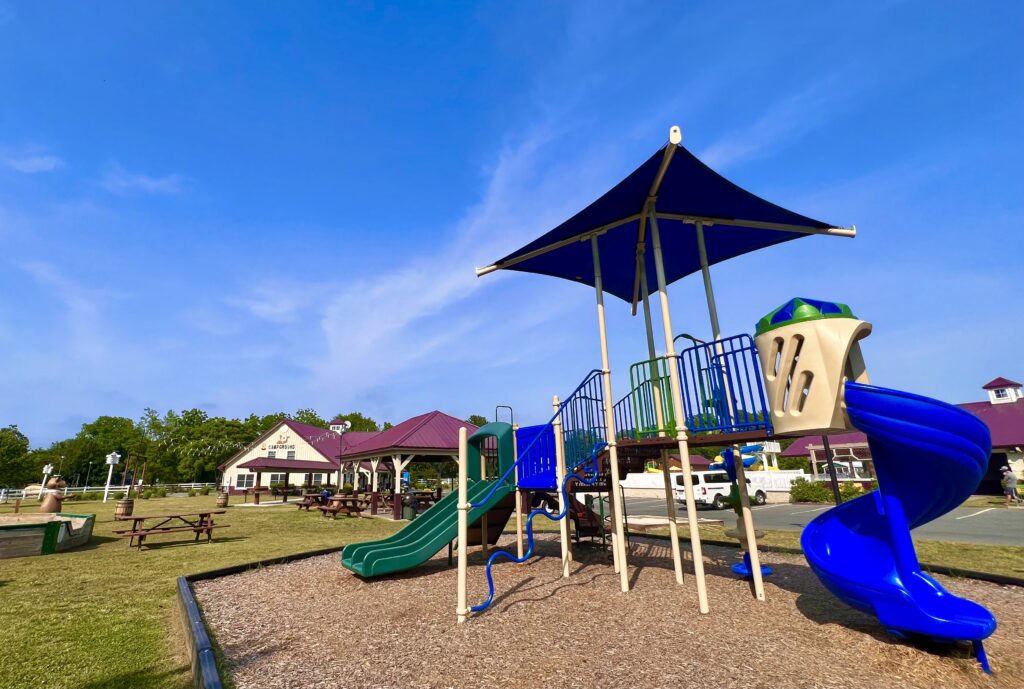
755 297 856 336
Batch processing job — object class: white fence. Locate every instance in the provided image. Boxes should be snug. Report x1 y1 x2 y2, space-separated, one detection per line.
0 482 218 502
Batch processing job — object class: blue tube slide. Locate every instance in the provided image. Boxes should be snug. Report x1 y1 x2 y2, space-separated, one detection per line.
801 382 996 670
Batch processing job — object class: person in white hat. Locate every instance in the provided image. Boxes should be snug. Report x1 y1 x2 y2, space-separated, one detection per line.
1000 466 1020 507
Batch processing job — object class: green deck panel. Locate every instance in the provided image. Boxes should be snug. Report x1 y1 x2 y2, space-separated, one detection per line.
341 478 512 578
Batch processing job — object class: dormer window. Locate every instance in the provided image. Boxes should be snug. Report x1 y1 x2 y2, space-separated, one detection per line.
995 388 1009 400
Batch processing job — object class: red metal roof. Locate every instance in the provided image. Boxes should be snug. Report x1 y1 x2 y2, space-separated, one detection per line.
781 398 1024 455
342 411 478 459
983 376 1021 390
958 399 1024 448
780 431 870 457
238 457 339 472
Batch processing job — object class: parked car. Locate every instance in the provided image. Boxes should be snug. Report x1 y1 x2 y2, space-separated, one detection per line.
674 471 767 510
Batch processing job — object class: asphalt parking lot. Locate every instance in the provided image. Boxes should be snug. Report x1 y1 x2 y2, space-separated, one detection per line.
623 495 1024 546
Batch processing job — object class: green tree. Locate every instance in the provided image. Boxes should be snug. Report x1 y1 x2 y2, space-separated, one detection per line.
330 411 382 432
292 408 328 428
80 416 147 459
466 415 489 428
0 425 33 487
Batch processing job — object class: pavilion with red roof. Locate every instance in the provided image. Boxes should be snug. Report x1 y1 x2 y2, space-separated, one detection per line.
340 410 479 519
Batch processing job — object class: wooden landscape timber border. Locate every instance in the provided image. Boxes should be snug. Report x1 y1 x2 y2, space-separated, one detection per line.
175 533 1022 689
176 545 346 689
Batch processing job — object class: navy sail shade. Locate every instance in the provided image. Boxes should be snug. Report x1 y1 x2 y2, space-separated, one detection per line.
478 137 853 303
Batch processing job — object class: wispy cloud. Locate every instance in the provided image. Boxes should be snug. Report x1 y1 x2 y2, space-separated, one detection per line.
2 146 65 173
698 75 855 171
19 260 114 365
99 164 187 194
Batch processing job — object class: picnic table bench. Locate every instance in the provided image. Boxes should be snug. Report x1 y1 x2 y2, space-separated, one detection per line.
112 510 227 549
318 495 370 519
297 492 326 511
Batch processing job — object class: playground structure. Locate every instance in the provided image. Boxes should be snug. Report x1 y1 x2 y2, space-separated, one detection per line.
341 126 997 671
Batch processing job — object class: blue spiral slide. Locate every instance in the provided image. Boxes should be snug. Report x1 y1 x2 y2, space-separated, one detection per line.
801 382 997 671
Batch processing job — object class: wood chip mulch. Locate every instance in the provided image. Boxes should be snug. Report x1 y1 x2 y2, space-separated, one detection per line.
193 534 1024 689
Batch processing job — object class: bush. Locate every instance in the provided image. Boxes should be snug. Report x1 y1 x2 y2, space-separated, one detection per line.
839 482 863 501
342 483 353 494
187 489 198 497
72 491 104 501
140 490 153 500
789 477 833 503
778 456 811 473
198 486 212 496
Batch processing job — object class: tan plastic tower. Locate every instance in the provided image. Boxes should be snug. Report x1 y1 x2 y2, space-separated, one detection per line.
755 298 871 435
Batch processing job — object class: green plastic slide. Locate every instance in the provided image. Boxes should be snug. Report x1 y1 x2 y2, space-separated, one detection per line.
340 478 512 578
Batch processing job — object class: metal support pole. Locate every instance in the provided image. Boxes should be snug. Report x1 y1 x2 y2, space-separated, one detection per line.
553 395 572 577
639 264 666 435
591 237 630 592
822 435 842 504
480 448 489 558
456 428 469 624
659 449 684 583
696 221 735 425
643 255 683 583
695 222 722 341
513 424 524 560
733 445 766 601
649 207 710 613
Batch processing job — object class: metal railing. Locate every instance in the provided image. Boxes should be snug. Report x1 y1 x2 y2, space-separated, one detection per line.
627 356 676 439
676 334 771 435
473 370 607 509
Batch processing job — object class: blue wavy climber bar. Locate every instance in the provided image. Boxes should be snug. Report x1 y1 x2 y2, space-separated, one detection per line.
801 383 997 672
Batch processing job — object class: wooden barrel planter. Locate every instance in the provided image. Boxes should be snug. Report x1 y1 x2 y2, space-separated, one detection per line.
215 492 229 508
114 498 134 519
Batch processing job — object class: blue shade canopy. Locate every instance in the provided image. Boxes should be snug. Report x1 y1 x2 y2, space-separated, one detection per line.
480 138 850 303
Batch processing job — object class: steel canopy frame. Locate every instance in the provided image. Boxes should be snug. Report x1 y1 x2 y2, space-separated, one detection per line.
475 125 856 613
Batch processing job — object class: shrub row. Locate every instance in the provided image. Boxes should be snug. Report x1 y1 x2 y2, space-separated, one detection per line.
789 477 876 503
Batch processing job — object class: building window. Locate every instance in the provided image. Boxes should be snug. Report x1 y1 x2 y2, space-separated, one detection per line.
995 388 1009 399
287 450 296 459
235 474 254 489
268 451 276 458
311 473 324 485
269 473 287 485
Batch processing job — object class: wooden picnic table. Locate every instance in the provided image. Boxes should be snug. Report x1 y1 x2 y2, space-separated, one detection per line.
318 495 366 519
297 492 327 511
112 510 227 549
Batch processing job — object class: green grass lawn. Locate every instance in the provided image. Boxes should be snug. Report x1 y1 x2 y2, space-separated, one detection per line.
0 495 400 689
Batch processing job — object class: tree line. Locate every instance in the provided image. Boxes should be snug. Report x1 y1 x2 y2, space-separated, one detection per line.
0 408 396 488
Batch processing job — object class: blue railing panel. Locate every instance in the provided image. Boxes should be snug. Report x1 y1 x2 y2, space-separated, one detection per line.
676 334 771 435
515 424 556 490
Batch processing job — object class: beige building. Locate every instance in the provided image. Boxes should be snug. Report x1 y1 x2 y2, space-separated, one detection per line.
218 419 379 494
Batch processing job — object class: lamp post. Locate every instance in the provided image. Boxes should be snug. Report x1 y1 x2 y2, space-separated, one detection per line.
330 419 352 491
102 452 121 503
39 463 54 500
85 461 94 489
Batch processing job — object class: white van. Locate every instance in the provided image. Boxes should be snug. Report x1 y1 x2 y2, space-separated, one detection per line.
674 471 767 510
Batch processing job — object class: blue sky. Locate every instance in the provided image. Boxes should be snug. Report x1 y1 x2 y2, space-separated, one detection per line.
2 2 1022 446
